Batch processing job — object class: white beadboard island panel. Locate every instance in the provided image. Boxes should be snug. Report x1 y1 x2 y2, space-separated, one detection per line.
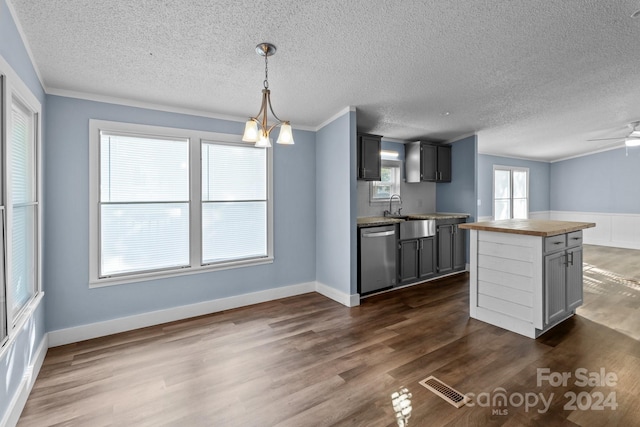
468 229 543 337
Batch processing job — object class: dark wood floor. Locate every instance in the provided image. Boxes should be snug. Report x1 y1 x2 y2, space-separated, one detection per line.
18 246 640 426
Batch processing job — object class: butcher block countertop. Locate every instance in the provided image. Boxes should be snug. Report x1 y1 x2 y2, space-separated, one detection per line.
458 219 596 237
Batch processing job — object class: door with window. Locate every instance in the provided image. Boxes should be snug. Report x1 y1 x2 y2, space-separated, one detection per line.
493 166 529 220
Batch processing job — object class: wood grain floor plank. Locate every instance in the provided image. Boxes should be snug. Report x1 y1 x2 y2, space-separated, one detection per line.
17 245 640 426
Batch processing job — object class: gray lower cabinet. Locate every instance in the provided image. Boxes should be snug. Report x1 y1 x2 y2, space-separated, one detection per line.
437 219 466 274
399 237 436 285
544 232 584 326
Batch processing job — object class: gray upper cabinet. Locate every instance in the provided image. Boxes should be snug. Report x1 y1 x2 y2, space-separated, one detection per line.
405 141 452 183
357 133 381 181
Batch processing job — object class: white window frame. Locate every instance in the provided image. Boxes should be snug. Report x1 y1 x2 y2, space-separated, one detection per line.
369 159 402 203
492 165 529 220
89 120 273 287
0 56 44 357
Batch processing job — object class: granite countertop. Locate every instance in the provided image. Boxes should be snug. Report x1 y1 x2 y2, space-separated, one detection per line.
406 213 470 220
458 219 596 237
357 217 405 227
357 212 470 227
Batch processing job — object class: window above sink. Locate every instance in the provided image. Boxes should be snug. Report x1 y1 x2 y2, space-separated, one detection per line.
369 159 401 203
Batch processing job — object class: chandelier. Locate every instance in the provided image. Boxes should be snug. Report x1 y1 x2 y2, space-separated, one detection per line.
242 43 294 147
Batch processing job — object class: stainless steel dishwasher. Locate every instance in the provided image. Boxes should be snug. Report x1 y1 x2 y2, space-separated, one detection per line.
359 225 397 294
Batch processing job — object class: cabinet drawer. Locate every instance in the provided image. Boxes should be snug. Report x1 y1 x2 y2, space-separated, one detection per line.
567 231 583 247
544 234 566 253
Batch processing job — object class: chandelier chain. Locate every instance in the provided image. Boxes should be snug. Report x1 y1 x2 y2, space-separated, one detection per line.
263 54 269 89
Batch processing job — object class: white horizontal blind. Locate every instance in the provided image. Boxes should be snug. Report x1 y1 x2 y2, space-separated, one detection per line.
494 168 511 220
201 143 267 263
0 75 5 342
512 169 528 219
494 166 529 220
99 133 190 277
0 211 5 343
10 99 37 317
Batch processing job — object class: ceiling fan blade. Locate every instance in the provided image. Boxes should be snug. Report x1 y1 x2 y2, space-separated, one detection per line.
587 137 625 141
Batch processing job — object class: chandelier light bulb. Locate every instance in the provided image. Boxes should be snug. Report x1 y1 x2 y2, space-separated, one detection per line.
625 138 640 147
242 42 294 148
242 120 259 142
255 133 272 148
276 122 295 145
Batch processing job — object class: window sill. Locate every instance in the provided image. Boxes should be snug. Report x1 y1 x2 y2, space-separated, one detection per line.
0 291 44 360
89 256 274 288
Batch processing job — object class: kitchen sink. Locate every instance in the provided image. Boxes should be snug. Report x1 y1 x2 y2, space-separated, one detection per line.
399 219 436 240
383 214 409 220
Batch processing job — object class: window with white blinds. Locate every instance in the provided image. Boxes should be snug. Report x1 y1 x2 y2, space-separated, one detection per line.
0 63 42 351
10 98 38 318
99 133 190 277
0 211 6 344
0 75 5 344
90 121 273 285
493 166 529 220
201 142 267 263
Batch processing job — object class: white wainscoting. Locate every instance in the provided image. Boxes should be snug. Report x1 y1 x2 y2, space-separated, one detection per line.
550 211 640 250
480 210 640 250
2 335 48 427
478 211 550 222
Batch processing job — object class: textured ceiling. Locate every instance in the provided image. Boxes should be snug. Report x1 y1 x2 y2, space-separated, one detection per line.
9 0 640 161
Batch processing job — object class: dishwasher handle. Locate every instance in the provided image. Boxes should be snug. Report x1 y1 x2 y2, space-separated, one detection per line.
361 230 395 238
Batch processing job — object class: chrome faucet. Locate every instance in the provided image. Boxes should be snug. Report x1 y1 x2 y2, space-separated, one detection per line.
384 194 402 217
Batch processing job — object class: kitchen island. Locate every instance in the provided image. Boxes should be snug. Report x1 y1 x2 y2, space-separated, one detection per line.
459 219 595 338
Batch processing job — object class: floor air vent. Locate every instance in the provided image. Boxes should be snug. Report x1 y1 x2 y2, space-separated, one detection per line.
419 376 470 408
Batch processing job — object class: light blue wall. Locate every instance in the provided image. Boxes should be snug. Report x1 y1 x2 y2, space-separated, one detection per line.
478 153 551 218
437 135 478 222
550 147 640 213
44 95 317 331
436 135 478 262
1 0 47 423
316 110 356 295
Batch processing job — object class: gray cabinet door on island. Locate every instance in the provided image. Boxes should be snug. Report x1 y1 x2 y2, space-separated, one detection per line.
543 231 584 327
566 246 584 311
544 250 567 325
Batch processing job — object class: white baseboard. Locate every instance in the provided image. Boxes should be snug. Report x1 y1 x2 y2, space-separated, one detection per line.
2 334 48 427
315 281 360 307
48 282 316 347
